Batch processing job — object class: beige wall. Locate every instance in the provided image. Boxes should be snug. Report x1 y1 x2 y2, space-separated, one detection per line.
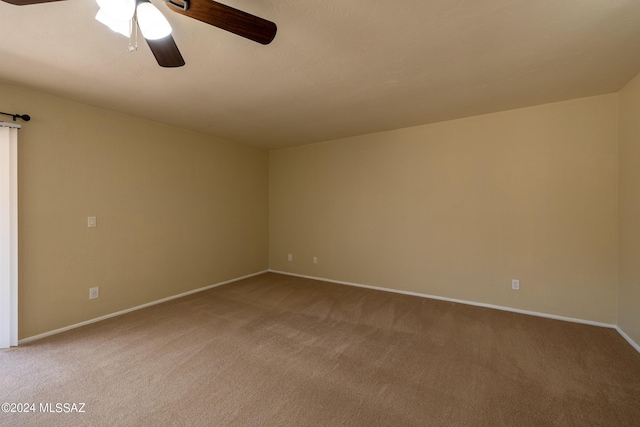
270 95 619 324
618 72 640 345
1 81 269 339
2 78 631 339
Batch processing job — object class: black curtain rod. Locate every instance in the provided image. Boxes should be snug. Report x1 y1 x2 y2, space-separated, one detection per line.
0 111 30 122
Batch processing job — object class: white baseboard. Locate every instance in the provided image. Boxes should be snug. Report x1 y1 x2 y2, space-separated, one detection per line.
19 269 640 355
270 270 640 354
18 270 269 345
268 270 617 329
615 327 640 353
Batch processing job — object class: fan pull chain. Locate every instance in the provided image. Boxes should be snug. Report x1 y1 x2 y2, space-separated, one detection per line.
127 16 138 52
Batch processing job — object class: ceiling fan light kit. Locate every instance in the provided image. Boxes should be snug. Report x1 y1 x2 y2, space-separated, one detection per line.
95 8 133 37
136 1 172 40
95 0 171 41
3 0 277 68
96 0 135 22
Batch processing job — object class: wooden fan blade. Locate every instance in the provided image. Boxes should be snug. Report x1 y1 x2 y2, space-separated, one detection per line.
1 0 65 4
166 0 277 45
145 34 186 68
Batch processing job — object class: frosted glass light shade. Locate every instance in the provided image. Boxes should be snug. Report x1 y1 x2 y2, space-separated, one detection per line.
137 2 172 40
95 9 132 37
96 0 135 21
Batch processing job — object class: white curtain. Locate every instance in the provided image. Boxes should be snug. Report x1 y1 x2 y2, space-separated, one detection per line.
0 123 18 348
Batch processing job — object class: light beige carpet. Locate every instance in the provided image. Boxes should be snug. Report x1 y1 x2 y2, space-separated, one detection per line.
1 272 639 426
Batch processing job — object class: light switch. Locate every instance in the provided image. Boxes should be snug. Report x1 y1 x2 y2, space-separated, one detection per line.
88 216 97 228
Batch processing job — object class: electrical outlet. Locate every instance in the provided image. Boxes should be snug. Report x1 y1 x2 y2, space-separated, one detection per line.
288 254 293 261
87 216 97 228
512 279 520 290
313 256 318 264
89 287 99 299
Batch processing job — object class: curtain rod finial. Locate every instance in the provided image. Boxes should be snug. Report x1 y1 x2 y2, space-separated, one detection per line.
0 111 30 122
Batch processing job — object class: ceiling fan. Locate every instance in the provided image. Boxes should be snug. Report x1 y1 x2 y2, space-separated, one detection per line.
1 0 277 68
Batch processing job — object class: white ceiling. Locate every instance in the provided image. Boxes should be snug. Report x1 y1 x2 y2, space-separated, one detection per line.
1 0 640 149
